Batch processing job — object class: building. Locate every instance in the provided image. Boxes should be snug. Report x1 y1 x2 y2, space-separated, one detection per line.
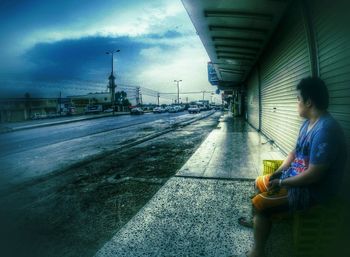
68 92 111 114
182 0 350 185
0 97 63 122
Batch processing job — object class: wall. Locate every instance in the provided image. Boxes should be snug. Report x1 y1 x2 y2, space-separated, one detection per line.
244 0 350 193
246 67 260 130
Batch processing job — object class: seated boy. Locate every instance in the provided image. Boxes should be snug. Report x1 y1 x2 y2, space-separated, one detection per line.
235 77 347 257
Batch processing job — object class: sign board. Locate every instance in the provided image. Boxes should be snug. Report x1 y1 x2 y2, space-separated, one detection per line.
207 62 219 86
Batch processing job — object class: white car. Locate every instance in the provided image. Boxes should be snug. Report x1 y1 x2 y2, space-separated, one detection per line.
188 105 200 114
153 107 164 113
104 108 114 113
130 107 144 115
168 107 177 113
174 106 182 112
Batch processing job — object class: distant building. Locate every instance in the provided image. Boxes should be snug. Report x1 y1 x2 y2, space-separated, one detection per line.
0 97 65 122
68 92 111 104
68 92 111 114
0 91 130 123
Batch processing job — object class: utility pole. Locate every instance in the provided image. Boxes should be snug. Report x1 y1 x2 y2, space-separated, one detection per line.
136 87 140 106
59 91 62 116
202 91 205 101
106 49 120 115
157 92 160 106
174 80 182 105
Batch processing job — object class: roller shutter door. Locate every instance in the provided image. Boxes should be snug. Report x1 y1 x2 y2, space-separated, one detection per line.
259 2 311 154
246 68 260 130
310 0 350 146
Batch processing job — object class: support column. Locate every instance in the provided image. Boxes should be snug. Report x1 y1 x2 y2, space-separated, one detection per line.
301 0 319 77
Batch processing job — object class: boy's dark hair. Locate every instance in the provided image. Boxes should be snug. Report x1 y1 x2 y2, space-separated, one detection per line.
296 77 329 110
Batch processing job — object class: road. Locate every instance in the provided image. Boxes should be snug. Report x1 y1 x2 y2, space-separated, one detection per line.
0 111 221 257
0 111 213 188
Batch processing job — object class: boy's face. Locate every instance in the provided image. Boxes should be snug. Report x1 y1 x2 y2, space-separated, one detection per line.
297 91 310 118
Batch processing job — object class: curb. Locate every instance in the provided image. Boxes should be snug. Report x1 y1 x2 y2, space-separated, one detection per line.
0 110 216 134
0 112 130 134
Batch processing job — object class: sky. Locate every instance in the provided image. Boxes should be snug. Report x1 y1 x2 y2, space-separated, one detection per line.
0 0 219 104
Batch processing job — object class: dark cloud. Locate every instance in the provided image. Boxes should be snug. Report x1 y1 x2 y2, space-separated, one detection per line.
0 36 156 97
0 0 198 98
0 0 132 27
0 0 144 56
23 36 149 81
1 32 183 97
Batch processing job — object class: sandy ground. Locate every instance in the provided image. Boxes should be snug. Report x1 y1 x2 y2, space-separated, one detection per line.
0 112 221 257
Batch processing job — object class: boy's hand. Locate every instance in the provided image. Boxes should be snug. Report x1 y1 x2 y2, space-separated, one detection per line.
269 171 282 181
268 179 280 190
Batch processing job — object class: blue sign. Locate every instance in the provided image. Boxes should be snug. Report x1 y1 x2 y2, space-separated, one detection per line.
207 62 219 86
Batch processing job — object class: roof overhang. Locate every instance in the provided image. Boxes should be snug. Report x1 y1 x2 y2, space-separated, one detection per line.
182 0 291 90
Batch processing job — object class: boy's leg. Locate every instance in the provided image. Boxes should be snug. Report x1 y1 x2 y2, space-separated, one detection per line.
246 189 289 257
255 175 271 193
247 213 272 257
252 187 288 212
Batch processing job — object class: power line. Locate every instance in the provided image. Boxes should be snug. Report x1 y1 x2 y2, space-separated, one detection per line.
1 80 216 104
159 91 214 95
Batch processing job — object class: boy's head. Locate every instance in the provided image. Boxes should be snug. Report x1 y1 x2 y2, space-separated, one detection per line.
296 77 329 117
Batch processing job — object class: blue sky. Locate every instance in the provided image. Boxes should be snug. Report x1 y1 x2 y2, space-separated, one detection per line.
0 0 219 104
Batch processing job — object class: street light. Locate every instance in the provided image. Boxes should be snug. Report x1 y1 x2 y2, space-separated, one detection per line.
106 49 120 75
106 50 120 114
174 79 182 104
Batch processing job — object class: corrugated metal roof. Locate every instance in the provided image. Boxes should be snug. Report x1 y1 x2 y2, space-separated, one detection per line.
181 0 291 90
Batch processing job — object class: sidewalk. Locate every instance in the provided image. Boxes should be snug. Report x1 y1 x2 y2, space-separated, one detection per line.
95 114 294 257
0 112 130 133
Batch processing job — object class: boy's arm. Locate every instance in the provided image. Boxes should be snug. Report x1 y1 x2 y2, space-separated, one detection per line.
278 163 328 187
269 150 295 180
272 124 336 188
276 150 296 172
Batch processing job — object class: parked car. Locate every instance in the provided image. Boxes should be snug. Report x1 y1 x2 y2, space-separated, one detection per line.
85 104 103 114
174 106 182 112
198 104 206 111
31 113 46 120
104 108 114 113
153 107 165 113
47 112 60 118
188 105 200 114
168 106 177 113
130 107 144 115
177 105 185 111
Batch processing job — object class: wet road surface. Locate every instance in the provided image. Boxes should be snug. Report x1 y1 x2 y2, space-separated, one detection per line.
0 111 212 188
0 112 192 157
0 111 221 257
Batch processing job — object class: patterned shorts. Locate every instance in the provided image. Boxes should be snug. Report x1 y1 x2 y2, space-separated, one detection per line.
252 174 289 213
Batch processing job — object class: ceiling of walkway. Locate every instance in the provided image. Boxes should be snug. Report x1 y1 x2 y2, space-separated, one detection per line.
182 0 290 91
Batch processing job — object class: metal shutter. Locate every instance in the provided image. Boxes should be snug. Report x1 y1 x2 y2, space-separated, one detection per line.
259 2 311 154
310 0 350 145
246 67 260 130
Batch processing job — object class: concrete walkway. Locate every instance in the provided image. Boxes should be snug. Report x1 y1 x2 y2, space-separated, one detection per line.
177 115 284 180
95 114 294 257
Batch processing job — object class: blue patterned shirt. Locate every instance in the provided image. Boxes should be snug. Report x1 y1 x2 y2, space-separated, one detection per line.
283 113 347 204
